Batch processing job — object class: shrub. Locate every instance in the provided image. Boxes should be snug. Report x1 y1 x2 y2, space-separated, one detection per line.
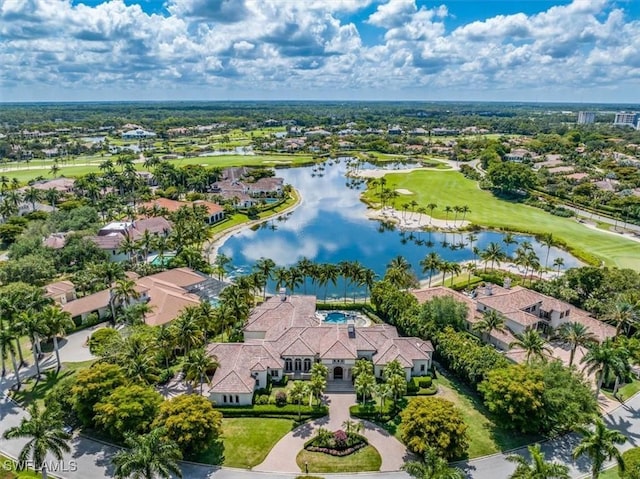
419 377 432 388
275 391 288 407
214 404 328 419
255 394 270 405
621 447 640 479
333 429 348 449
157 369 174 385
88 328 119 355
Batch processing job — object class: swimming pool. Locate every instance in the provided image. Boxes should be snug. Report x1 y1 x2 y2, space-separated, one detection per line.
324 311 349 323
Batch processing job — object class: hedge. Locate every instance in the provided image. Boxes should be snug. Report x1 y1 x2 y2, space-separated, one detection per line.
215 404 328 419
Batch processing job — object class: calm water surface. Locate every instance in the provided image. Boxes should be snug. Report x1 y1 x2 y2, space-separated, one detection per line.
219 162 581 296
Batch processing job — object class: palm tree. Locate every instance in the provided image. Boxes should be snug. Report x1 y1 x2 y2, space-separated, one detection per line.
466 232 478 263
170 307 205 354
443 206 452 226
573 418 626 479
355 371 376 405
556 322 597 367
459 205 470 224
502 232 518 259
253 257 276 300
452 206 461 228
113 428 183 479
402 448 465 479
509 329 552 364
483 242 505 271
581 339 629 397
110 279 140 322
40 305 74 372
420 252 442 288
427 203 437 224
552 257 565 276
23 187 42 212
507 443 569 479
183 348 218 395
2 404 71 479
540 233 555 271
289 380 308 421
448 262 461 286
473 309 507 343
0 325 20 384
18 312 48 379
605 298 639 336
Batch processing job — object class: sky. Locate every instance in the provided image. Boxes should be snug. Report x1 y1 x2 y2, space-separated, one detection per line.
1 0 640 103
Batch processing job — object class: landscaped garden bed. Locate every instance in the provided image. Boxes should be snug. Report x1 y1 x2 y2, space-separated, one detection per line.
304 428 368 457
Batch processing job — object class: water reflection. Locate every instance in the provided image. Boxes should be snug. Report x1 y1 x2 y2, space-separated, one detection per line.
219 162 581 295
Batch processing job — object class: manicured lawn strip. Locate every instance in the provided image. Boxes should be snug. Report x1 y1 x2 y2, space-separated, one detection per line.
435 372 538 458
599 466 619 478
195 418 294 468
0 454 41 478
11 360 95 408
603 379 640 403
364 169 640 269
296 446 381 473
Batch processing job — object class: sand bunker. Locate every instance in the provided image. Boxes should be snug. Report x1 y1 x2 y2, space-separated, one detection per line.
395 188 413 195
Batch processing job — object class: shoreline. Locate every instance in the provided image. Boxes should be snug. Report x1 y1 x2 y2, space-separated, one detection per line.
206 188 303 262
365 205 470 231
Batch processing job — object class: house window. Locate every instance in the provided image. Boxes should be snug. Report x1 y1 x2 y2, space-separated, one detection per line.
285 358 292 372
294 358 302 372
270 370 279 377
420 364 425 372
256 379 260 387
304 358 311 372
235 395 239 403
223 395 227 403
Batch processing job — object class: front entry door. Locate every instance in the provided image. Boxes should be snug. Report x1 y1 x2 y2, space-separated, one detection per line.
334 366 343 380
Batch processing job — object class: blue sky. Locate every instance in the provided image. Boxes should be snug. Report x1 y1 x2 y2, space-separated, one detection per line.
1 0 640 103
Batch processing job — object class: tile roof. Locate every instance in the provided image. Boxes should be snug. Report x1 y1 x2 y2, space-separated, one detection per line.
62 289 110 317
207 343 281 394
244 295 320 337
44 280 75 297
478 286 543 312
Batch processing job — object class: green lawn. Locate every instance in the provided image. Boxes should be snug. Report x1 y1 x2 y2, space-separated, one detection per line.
434 372 538 458
0 454 40 479
363 169 640 269
603 379 640 403
296 446 381 473
599 466 619 478
196 418 294 468
11 360 95 408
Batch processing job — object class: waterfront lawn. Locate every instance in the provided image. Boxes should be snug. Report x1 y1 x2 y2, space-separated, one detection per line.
435 372 537 458
196 418 294 468
11 360 95 408
366 169 640 269
0 454 40 479
296 446 381 473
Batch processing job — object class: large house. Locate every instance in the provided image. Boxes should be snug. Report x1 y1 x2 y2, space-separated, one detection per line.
140 198 225 225
59 267 222 326
87 217 172 262
205 294 433 406
412 281 615 363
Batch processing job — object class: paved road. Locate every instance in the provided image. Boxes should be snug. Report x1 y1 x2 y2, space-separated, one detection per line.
2 328 640 478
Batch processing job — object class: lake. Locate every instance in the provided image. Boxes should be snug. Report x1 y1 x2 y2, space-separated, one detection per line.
219 161 581 297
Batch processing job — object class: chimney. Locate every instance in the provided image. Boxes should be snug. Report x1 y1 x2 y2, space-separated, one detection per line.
279 287 287 301
486 284 493 296
504 278 511 290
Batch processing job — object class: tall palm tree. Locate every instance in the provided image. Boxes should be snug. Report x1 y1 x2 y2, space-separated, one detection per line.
420 252 442 288
183 348 218 395
23 187 42 212
170 307 205 354
540 233 554 271
573 418 626 479
18 312 48 379
473 309 507 343
509 329 552 364
0 325 20 384
507 443 569 479
2 404 71 479
427 203 437 224
552 257 565 276
448 262 461 286
402 448 465 479
483 242 505 271
110 279 140 322
459 205 470 224
556 322 597 367
581 339 629 397
113 428 183 479
466 233 478 263
443 206 452 226
40 305 74 372
502 232 518 259
253 257 276 300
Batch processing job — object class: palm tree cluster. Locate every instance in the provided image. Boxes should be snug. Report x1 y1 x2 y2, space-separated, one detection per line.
419 252 461 288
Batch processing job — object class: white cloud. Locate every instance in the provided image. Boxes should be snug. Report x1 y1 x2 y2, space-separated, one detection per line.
0 0 639 101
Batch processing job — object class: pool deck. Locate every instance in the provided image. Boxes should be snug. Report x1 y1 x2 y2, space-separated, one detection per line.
315 310 372 327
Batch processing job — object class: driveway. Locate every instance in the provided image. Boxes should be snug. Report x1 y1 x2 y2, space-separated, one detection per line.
254 393 412 473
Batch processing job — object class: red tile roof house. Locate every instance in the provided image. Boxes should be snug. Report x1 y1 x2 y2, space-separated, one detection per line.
87 217 173 262
140 198 225 225
61 267 207 326
205 293 433 406
411 281 615 365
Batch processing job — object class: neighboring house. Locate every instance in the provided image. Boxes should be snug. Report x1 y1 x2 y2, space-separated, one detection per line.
504 148 535 162
43 232 67 249
87 217 173 262
412 282 615 363
205 294 433 406
61 267 211 326
140 198 225 225
121 129 156 139
44 280 76 304
29 178 76 194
